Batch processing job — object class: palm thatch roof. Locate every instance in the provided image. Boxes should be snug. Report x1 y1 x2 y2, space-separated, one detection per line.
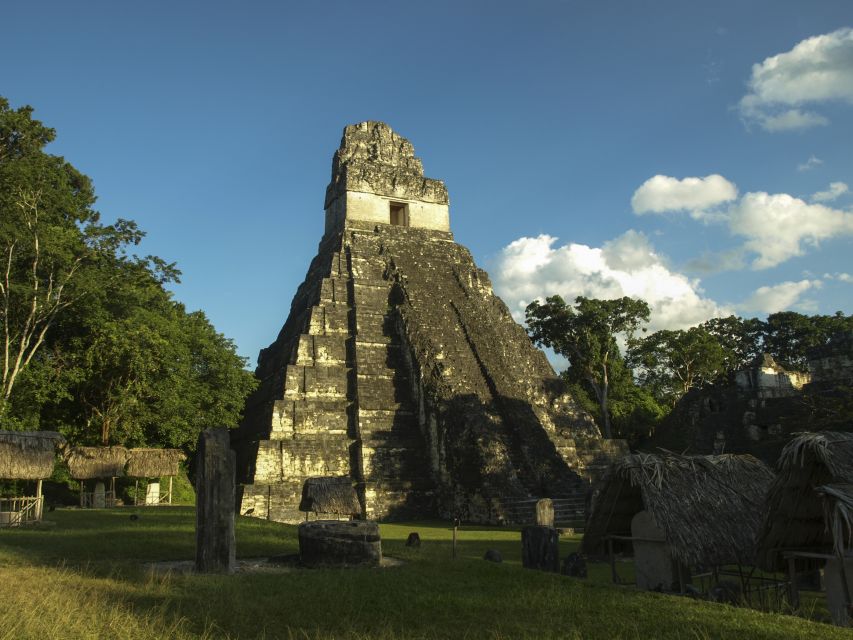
299 477 360 516
125 448 184 478
582 452 774 567
64 446 128 480
0 430 65 480
759 431 853 569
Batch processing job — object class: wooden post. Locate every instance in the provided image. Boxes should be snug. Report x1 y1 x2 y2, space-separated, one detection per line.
110 477 116 508
608 537 617 584
452 518 459 559
195 428 236 574
787 556 800 611
79 480 84 508
134 479 139 506
835 548 853 624
35 479 43 521
168 476 173 505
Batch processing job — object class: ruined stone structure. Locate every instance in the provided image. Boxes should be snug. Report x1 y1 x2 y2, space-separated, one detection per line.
234 122 625 524
649 338 853 464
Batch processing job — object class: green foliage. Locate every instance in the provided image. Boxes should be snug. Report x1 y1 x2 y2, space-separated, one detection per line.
526 295 650 438
763 311 853 372
0 96 256 450
700 315 764 374
628 326 728 406
0 97 144 413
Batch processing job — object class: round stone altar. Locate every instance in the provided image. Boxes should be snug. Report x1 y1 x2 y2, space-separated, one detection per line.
298 520 382 567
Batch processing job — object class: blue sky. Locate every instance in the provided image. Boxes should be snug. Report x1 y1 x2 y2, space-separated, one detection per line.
2 1 852 366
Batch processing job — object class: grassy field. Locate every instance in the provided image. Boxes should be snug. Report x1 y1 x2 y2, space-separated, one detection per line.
0 508 847 639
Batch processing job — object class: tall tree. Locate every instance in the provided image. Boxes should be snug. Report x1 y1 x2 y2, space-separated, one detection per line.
763 311 853 371
700 315 764 375
526 295 650 438
0 97 141 411
0 96 256 450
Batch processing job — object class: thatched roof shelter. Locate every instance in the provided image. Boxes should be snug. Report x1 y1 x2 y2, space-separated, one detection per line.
125 448 184 478
582 452 774 567
64 446 128 480
759 431 853 569
0 430 65 480
299 477 360 516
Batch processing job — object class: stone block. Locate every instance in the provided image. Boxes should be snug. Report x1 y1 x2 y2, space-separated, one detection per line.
521 526 559 572
298 520 381 567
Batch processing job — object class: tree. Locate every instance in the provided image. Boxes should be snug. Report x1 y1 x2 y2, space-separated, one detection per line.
0 97 141 412
628 326 727 406
763 311 853 371
700 315 764 375
0 96 257 450
526 295 650 438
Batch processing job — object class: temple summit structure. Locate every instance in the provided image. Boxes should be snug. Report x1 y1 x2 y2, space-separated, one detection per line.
233 122 626 523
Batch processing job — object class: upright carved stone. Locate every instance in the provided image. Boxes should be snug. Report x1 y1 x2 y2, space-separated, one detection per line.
195 428 236 574
535 498 555 527
233 122 628 525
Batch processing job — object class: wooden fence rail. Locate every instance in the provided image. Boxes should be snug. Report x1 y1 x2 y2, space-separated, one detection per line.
0 496 43 527
493 493 588 528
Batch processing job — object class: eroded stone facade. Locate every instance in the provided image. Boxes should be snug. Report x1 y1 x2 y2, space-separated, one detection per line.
234 122 626 523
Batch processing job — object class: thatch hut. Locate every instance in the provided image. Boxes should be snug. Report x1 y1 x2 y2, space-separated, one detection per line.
582 452 774 591
0 430 65 525
758 431 853 625
125 448 185 505
64 446 128 508
299 477 361 520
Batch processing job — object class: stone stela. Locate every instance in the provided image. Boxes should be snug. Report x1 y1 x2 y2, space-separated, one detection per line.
233 121 627 524
196 428 236 574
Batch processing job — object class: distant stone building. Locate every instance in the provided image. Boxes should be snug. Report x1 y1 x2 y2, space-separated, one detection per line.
648 336 853 464
233 122 625 523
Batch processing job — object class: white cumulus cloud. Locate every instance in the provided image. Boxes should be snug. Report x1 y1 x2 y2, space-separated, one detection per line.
811 181 849 202
631 174 738 217
738 279 823 314
739 27 853 131
729 192 853 268
631 173 853 269
492 231 729 333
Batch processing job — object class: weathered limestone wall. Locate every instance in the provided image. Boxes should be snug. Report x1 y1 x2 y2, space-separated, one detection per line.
734 354 809 399
325 191 450 233
648 342 853 464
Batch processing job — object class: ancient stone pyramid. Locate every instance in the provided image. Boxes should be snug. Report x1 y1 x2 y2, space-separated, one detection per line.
234 122 626 523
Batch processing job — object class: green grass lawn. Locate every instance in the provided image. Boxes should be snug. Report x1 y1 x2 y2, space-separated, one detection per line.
0 507 847 639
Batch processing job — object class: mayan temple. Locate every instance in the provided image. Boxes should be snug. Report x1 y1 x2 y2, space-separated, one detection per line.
233 122 626 523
